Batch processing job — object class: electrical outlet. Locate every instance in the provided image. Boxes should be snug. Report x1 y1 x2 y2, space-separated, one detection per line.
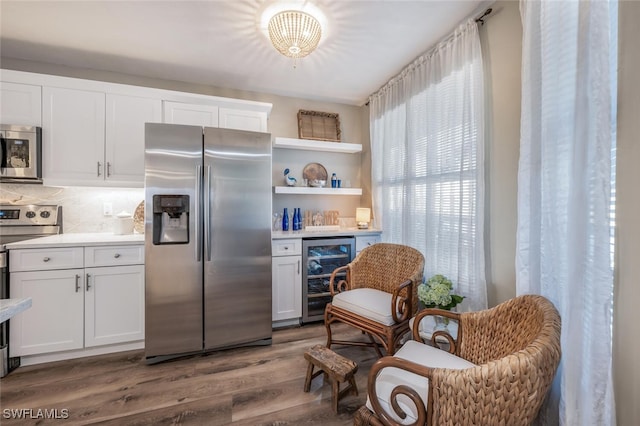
103 202 113 216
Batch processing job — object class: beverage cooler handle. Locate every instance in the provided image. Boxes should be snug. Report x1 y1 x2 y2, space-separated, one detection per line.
0 136 7 170
195 165 202 262
204 165 212 262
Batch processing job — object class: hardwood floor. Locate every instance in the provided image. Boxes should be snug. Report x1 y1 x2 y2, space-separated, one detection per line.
0 323 378 425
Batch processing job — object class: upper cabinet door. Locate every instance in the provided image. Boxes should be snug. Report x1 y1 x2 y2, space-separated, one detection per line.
219 107 268 132
0 82 42 126
162 101 219 127
106 94 161 187
43 87 105 185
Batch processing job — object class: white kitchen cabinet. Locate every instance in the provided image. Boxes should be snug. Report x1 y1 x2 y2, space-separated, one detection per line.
9 244 145 360
219 107 268 132
84 244 144 267
43 88 160 187
356 234 382 256
84 265 145 347
163 102 269 132
9 269 85 356
2 70 272 187
163 101 219 127
271 239 302 323
0 81 42 126
43 86 105 185
105 94 162 186
9 247 84 272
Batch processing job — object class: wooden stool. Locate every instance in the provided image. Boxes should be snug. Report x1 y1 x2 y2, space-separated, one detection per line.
303 344 358 413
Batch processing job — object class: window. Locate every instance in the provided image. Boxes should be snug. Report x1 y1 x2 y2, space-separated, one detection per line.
369 20 487 310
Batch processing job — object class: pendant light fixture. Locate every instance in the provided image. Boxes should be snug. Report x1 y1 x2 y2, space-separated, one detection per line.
268 10 322 64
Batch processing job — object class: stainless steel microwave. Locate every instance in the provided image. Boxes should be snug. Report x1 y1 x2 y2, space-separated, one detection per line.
0 124 42 183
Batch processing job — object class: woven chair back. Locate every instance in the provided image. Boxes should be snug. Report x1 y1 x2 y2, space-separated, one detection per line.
349 243 425 314
458 294 560 365
429 295 561 425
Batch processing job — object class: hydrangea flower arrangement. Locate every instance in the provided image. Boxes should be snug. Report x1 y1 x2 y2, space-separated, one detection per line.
417 274 464 310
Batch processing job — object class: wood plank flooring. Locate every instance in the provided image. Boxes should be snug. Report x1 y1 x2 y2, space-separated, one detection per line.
0 323 378 425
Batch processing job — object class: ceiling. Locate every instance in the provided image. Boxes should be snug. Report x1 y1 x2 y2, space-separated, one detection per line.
0 1 489 106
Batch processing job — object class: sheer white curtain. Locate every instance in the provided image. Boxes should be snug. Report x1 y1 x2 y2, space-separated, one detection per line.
369 19 487 311
517 0 617 425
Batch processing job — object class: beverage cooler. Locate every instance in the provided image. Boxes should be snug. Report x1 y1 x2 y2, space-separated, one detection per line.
302 237 355 323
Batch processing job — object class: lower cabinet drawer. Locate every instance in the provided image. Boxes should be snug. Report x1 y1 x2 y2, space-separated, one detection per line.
356 235 382 253
84 245 144 267
9 247 84 272
272 239 302 256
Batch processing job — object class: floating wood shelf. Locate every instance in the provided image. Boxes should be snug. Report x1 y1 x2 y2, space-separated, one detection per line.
273 186 362 195
273 137 362 154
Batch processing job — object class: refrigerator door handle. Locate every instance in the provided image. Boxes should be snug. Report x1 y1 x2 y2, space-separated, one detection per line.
195 165 203 262
204 165 212 262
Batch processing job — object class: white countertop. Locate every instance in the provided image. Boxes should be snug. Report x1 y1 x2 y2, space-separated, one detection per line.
0 297 32 323
5 233 144 249
271 228 382 239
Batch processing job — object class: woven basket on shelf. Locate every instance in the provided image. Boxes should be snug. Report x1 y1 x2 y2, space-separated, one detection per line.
297 110 341 142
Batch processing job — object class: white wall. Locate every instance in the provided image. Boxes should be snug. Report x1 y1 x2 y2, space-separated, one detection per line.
479 1 522 307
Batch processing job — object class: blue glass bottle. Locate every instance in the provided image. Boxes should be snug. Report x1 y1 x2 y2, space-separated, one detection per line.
293 208 301 231
282 207 289 231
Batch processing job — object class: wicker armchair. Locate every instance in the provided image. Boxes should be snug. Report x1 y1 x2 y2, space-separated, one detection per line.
354 294 561 426
324 243 425 357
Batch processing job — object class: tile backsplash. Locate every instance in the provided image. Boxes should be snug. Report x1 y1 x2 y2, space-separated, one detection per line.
0 184 144 234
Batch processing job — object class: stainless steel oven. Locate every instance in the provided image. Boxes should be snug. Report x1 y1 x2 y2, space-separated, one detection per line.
0 204 62 377
1 250 9 377
0 124 42 183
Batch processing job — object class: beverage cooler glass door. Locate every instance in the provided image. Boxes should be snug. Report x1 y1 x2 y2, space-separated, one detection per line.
302 237 355 323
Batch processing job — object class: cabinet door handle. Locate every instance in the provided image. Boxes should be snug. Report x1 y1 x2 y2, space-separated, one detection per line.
97 161 102 177
43 257 51 262
75 274 81 293
297 259 300 274
107 162 112 177
86 273 91 291
114 253 121 258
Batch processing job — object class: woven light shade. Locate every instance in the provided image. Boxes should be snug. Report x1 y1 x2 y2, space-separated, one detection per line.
268 10 322 59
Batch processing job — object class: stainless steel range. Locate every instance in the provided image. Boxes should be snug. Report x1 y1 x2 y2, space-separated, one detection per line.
0 204 62 377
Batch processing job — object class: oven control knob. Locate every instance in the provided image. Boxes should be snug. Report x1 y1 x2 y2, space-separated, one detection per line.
40 211 51 218
25 211 36 218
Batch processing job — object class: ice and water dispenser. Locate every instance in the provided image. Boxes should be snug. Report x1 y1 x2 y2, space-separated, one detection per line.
152 195 189 245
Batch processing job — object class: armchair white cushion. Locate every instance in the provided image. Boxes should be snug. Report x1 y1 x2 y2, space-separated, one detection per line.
365 340 476 424
332 288 398 326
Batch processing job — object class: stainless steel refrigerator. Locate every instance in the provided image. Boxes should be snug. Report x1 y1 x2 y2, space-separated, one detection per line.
144 123 272 363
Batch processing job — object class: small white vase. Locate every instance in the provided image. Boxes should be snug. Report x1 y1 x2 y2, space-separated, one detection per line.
433 314 450 333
